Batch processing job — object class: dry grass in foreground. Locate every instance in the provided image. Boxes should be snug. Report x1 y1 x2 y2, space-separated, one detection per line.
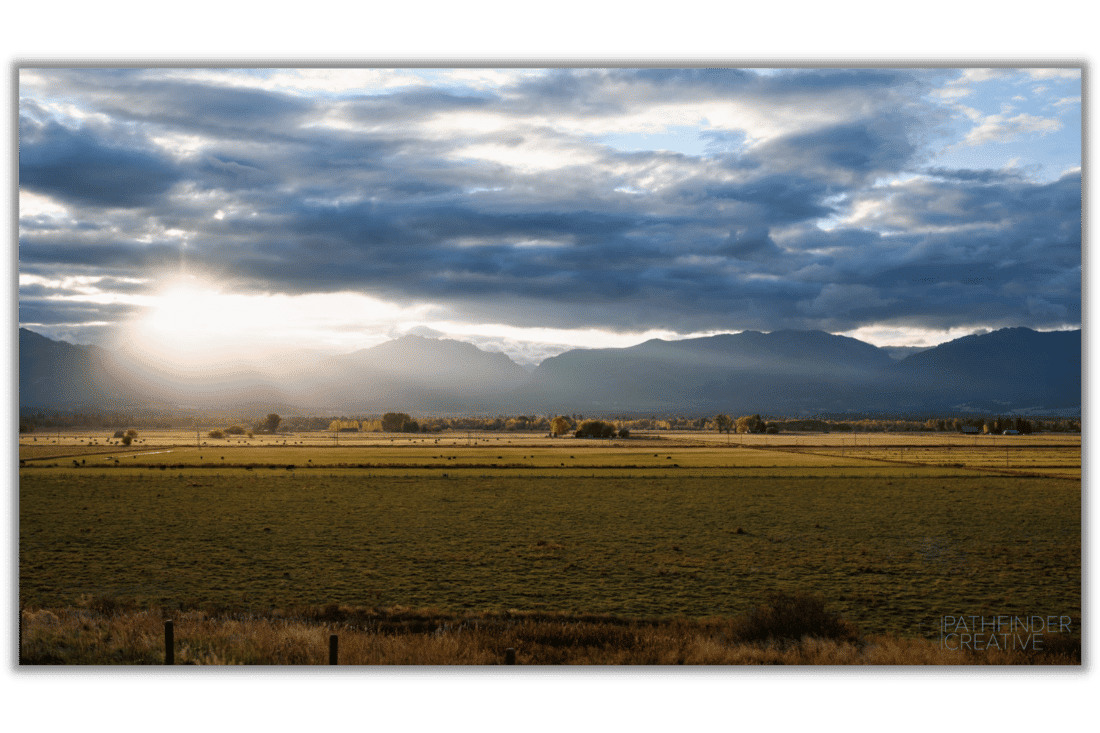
20 592 1080 666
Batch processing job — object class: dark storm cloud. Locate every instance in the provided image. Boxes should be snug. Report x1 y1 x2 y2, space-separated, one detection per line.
336 87 494 123
193 199 665 302
19 119 185 208
18 214 105 232
744 117 918 181
505 69 630 115
52 74 317 140
602 67 919 100
411 207 641 243
18 234 184 271
18 299 144 325
769 172 1082 332
925 167 1026 183
721 227 785 262
196 155 278 189
441 267 824 334
705 175 836 223
626 67 759 88
879 170 1080 234
17 67 1081 344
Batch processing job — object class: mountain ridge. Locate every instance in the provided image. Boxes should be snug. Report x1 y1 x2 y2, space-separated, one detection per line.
17 326 1081 417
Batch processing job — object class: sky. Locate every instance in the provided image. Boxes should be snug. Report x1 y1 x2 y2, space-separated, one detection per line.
17 66 1082 368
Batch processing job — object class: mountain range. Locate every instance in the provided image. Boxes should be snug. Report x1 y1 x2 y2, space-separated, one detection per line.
17 326 1081 417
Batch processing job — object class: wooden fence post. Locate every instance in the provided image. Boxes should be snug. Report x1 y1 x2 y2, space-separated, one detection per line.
164 620 174 665
505 647 516 665
329 634 339 665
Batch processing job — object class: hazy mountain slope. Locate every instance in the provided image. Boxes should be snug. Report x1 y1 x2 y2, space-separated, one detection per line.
18 328 129 410
878 327 1080 412
298 335 531 414
505 327 1079 416
19 329 532 415
507 330 895 415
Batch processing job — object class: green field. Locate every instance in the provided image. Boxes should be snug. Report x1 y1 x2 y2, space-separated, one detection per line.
19 431 1081 641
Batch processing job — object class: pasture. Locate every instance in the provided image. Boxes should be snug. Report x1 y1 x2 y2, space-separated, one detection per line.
18 429 1080 479
19 431 1081 641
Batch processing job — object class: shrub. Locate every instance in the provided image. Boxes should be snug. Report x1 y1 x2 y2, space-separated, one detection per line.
225 425 247 435
208 429 226 439
113 430 126 438
733 591 861 644
83 594 140 616
575 420 616 439
1033 632 1081 663
121 435 133 446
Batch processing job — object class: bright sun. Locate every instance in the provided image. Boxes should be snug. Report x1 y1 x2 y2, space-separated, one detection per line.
123 274 439 372
125 275 276 370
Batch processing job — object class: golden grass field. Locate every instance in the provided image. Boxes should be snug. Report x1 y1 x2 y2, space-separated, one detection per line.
19 429 1081 663
19 603 1080 665
18 428 1080 477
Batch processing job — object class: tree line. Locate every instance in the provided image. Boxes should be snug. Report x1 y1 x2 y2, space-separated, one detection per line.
19 408 1080 436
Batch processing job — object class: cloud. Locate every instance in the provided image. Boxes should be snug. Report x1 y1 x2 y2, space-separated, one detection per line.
961 112 1063 146
742 116 919 185
705 174 835 224
799 283 898 317
1053 96 1081 107
71 73 315 136
197 155 278 189
1026 296 1068 319
16 67 1081 357
1024 69 1080 80
924 167 1024 183
721 227 785 262
19 119 185 208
